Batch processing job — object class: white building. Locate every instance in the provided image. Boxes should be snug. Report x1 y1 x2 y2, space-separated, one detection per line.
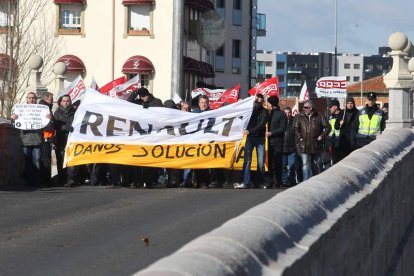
337 53 364 85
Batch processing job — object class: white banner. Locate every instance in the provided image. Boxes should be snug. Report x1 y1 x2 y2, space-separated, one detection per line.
315 76 347 98
59 75 86 103
12 104 50 130
191 87 226 101
67 89 254 145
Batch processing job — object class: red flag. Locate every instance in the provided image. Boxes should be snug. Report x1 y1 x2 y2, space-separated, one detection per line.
210 84 240 109
248 76 279 97
99 76 126 94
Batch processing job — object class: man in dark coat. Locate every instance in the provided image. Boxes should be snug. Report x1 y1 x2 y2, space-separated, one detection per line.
39 92 54 186
53 95 76 187
282 106 296 187
334 96 359 161
235 94 269 189
127 87 163 108
265 96 287 188
294 100 331 181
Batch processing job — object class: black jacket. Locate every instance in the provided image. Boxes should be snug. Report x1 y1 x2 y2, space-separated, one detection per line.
334 107 359 151
246 105 268 138
53 106 75 150
267 107 287 151
127 92 163 108
283 117 296 153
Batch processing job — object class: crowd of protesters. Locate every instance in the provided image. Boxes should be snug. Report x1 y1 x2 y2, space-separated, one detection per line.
11 88 386 189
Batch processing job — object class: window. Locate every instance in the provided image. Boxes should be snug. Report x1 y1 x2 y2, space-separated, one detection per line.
232 40 241 74
346 76 350 81
57 4 84 35
257 61 265 75
0 1 15 32
265 61 272 67
216 0 225 19
128 74 150 88
277 62 285 69
344 63 351 69
354 63 360 69
127 4 152 36
232 0 241 26
353 76 360 82
215 46 225 72
278 75 285 82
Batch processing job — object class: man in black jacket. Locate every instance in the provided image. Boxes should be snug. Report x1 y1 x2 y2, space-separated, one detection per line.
235 94 269 189
282 106 296 187
127 87 163 108
334 96 359 161
54 95 76 187
265 96 287 188
39 92 54 186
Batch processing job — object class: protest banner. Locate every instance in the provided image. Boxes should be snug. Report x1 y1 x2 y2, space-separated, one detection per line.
12 104 50 130
58 75 86 103
315 76 347 98
191 84 240 109
65 89 254 169
248 76 279 97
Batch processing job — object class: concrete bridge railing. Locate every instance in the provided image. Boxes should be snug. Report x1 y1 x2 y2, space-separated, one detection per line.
136 128 414 276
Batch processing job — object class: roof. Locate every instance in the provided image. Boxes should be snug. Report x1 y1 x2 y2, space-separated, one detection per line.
346 76 387 93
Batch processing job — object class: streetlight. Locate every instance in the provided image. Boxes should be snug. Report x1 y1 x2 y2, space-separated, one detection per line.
360 69 372 107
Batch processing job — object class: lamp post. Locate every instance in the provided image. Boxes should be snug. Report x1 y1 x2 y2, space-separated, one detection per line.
360 69 372 107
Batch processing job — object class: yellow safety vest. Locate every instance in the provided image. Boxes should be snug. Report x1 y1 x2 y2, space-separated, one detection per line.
357 109 383 137
329 117 340 138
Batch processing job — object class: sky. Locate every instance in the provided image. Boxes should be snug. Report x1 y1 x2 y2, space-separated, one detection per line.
257 0 414 56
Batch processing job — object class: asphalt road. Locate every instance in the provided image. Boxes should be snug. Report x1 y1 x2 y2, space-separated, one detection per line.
0 186 280 276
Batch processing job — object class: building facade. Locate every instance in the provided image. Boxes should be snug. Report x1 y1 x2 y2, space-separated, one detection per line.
213 0 264 97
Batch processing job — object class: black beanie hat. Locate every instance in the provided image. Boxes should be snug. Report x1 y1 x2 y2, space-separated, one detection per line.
346 96 355 104
137 87 150 97
267 96 279 107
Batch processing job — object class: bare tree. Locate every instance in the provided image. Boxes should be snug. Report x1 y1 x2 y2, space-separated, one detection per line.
0 0 61 118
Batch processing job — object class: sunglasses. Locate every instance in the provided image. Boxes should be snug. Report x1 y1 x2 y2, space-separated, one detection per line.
303 106 311 109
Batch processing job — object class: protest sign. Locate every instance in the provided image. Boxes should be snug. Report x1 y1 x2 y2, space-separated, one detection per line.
12 104 50 130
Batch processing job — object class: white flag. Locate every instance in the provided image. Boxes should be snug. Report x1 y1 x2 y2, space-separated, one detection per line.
58 75 86 103
299 81 309 102
172 93 183 104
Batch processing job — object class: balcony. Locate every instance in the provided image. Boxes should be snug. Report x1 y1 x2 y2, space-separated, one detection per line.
256 13 266 37
287 80 302 86
287 67 302 73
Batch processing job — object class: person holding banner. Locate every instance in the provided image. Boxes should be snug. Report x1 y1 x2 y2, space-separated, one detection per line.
127 87 163 108
54 95 76 187
326 99 341 165
294 100 331 181
265 96 287 189
334 96 359 161
193 95 211 188
235 94 269 189
11 92 49 186
282 106 297 187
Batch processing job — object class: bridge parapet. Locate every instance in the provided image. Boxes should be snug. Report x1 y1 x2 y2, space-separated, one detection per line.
136 128 414 275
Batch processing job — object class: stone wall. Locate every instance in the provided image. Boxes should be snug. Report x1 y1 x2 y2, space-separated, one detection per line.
136 128 414 276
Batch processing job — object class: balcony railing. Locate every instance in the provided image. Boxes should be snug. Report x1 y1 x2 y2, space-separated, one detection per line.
287 67 302 73
287 80 302 86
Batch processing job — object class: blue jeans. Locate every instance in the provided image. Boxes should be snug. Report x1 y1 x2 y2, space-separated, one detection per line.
22 145 41 185
241 136 265 186
282 152 296 186
300 153 321 181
